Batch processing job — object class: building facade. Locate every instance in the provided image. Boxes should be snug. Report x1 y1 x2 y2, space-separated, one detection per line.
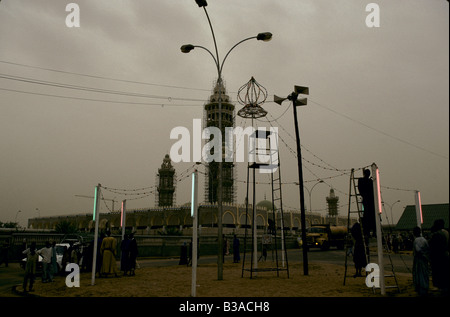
28 203 353 236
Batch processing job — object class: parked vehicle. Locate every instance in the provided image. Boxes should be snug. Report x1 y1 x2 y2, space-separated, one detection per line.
305 224 347 250
21 243 70 274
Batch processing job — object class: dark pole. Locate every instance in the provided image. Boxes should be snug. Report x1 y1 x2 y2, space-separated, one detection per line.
290 92 309 275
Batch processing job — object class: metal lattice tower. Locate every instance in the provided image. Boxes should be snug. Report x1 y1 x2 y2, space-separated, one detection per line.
238 77 289 278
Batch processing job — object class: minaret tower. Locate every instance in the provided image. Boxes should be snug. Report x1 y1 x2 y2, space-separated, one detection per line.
204 80 235 204
156 154 176 207
326 188 339 223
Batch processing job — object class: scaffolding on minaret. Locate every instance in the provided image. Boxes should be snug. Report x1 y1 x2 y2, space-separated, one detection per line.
203 79 236 204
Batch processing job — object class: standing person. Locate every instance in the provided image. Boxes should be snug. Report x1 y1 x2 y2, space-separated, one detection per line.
179 242 188 265
429 219 449 293
50 241 58 278
233 235 240 263
120 234 130 276
70 244 78 264
22 242 38 292
37 241 53 283
222 235 227 263
100 232 118 277
392 234 399 253
128 233 138 276
351 222 367 278
412 226 429 296
357 169 376 237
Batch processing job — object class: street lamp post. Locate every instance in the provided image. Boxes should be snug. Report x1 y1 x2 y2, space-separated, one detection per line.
305 180 324 220
181 0 271 280
15 210 21 226
382 200 400 227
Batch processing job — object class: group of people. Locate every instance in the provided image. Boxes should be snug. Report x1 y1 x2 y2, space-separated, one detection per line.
349 218 449 296
120 233 138 276
223 235 241 264
19 231 139 292
22 241 62 292
91 231 139 278
412 219 449 296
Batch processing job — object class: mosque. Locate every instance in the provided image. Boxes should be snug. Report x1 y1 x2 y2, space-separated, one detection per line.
27 82 350 235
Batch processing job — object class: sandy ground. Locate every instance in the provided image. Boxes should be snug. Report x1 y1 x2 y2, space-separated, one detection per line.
6 261 427 298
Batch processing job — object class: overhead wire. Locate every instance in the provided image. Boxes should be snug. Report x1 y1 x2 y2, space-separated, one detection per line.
1 60 439 200
0 73 206 102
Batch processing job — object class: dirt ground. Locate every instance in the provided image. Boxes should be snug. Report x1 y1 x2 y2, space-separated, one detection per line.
6 261 430 298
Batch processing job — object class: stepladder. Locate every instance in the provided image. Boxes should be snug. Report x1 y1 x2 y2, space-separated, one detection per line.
343 168 400 294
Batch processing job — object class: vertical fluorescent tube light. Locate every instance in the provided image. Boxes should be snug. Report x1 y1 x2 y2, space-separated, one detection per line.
415 191 423 228
191 171 199 297
93 185 99 220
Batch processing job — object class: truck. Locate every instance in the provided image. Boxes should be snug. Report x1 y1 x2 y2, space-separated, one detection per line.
305 224 347 250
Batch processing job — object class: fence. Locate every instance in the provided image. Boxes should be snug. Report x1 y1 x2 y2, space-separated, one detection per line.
1 231 299 262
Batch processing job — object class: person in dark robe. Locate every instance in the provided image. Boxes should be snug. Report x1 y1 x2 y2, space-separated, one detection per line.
351 222 367 277
358 169 376 237
179 242 188 265
128 233 138 276
429 219 449 293
120 234 131 276
233 235 240 263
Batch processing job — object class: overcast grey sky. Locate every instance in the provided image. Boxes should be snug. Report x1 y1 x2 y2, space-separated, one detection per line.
0 0 448 227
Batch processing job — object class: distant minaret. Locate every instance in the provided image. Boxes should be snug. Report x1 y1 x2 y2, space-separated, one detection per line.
157 154 176 207
204 80 235 204
326 188 339 218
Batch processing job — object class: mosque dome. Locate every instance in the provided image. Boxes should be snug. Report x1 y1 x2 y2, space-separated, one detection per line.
256 200 274 211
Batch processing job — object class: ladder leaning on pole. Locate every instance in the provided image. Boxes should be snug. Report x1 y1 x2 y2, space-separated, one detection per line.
343 169 369 285
343 168 399 293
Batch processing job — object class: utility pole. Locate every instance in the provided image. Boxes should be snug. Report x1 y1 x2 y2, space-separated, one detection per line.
91 184 101 286
191 170 199 297
274 85 309 275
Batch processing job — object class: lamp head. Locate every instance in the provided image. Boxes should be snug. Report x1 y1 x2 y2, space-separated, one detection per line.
195 0 208 7
181 44 195 53
257 32 273 42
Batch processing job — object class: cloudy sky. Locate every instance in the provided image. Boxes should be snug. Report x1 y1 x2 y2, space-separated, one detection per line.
0 0 448 227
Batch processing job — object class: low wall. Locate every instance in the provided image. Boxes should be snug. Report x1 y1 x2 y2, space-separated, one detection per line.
1 232 299 262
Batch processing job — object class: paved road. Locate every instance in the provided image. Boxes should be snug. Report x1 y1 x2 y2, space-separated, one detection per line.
137 247 413 274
